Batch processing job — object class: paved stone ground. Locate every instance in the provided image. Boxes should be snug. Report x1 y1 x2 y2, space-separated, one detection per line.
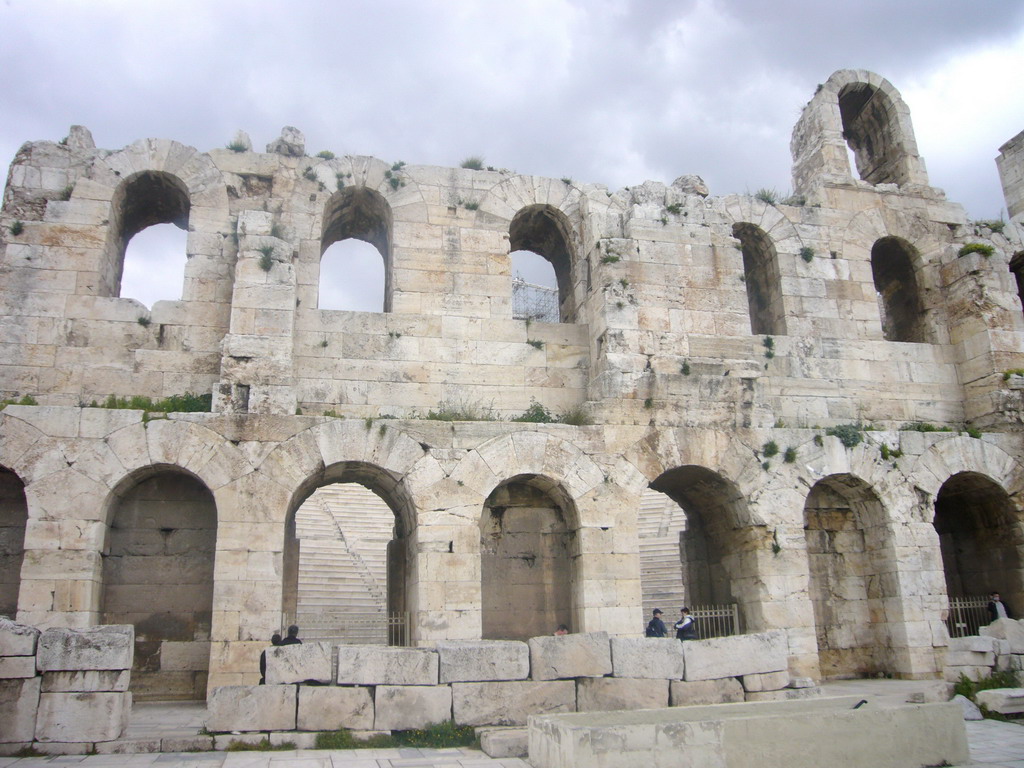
0 681 1020 766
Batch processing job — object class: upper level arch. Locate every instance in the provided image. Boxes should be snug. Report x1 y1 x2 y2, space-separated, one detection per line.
319 186 394 312
732 222 785 336
871 236 928 343
509 204 579 322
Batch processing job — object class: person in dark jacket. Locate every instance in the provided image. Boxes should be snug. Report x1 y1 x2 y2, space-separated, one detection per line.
258 632 282 684
645 608 667 637
279 625 302 645
987 592 1012 622
675 607 698 640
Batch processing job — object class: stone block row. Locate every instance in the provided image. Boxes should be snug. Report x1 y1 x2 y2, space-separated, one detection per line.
944 619 1024 683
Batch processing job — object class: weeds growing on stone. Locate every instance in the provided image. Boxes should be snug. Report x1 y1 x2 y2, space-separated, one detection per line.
826 423 863 448
0 395 38 410
460 156 484 170
226 140 248 152
754 188 778 205
958 243 994 258
762 440 779 458
800 246 815 262
88 392 212 413
316 150 336 160
9 220 24 236
225 738 296 751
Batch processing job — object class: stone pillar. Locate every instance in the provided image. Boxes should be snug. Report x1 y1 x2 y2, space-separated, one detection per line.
997 129 1024 225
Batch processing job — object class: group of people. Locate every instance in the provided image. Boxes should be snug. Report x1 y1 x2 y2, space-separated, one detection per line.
259 624 302 684
645 607 698 640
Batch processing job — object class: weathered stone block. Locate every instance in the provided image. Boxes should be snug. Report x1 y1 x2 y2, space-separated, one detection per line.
37 625 134 671
41 670 131 692
741 670 790 692
980 619 1024 653
0 677 40 743
0 656 36 678
265 641 331 684
682 630 787 681
93 738 162 754
297 685 373 731
670 677 744 706
577 676 669 712
975 687 1024 714
946 650 995 667
452 680 575 726
953 694 983 720
0 618 39 656
745 686 821 702
610 637 685 680
479 727 528 758
944 665 991 683
373 685 452 731
436 640 529 682
161 735 214 752
35 691 131 743
206 685 297 732
948 635 998 653
529 632 611 680
336 646 438 686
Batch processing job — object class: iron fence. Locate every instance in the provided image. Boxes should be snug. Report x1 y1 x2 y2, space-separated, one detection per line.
945 596 990 638
282 612 410 647
688 604 740 639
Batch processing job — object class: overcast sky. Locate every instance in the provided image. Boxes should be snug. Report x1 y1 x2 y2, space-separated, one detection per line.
2 1 1023 309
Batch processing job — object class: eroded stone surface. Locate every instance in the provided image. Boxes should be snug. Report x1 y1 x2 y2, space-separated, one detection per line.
436 640 530 683
265 641 332 685
336 646 438 686
36 626 133 672
373 685 451 730
297 685 373 731
452 680 575 726
682 631 788 681
529 632 611 681
205 685 296 732
610 637 685 680
35 691 131 743
577 676 669 712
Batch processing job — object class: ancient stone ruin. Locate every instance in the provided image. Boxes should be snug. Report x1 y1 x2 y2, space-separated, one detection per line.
1 68 1024 709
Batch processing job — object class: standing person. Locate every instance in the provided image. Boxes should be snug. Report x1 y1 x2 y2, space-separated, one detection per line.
554 624 569 636
280 624 302 645
645 608 667 638
987 592 1012 622
675 607 698 640
259 632 282 684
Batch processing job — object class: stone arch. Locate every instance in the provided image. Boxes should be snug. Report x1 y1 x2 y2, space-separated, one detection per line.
319 185 394 312
509 205 578 322
0 464 28 619
100 463 217 701
871 236 927 343
802 472 898 678
732 222 786 335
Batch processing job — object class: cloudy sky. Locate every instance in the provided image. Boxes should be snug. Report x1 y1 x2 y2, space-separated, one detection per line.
2 1 1023 308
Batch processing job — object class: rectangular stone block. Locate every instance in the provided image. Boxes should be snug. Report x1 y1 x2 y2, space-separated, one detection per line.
946 650 994 667
944 665 991 683
741 670 790 692
529 632 612 681
975 687 1024 714
453 680 575 726
745 686 821 702
206 685 297 732
41 670 130 692
577 677 669 712
266 641 331 684
336 646 438 686
948 635 998 653
37 625 134 671
373 684 452 731
610 637 685 680
479 727 528 758
436 640 530 682
682 630 788 681
0 618 40 656
35 691 131 743
670 677 744 706
297 685 373 731
0 656 36 678
0 677 40 743
980 618 1024 653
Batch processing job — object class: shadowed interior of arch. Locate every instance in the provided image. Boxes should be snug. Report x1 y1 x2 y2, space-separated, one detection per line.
509 205 576 323
0 467 27 619
871 236 927 343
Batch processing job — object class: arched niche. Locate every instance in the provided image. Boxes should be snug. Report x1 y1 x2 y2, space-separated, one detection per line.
0 466 28 619
319 187 393 312
480 474 578 639
733 222 786 336
101 466 216 701
509 205 578 323
871 236 927 343
839 82 908 186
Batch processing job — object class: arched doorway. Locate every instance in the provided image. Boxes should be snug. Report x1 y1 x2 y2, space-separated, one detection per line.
934 472 1024 618
101 467 216 700
803 474 895 678
871 236 927 343
0 466 28 619
637 487 686 618
509 205 579 322
480 475 577 639
319 187 393 312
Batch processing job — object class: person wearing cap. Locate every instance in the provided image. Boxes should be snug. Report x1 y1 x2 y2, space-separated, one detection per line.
645 608 668 637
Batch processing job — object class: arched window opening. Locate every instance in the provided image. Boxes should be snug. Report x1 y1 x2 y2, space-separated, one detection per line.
934 472 1023 619
481 476 576 640
871 236 927 343
638 487 687 619
122 223 189 308
509 205 577 323
803 474 895 678
511 250 560 323
1009 252 1024 318
105 171 190 301
101 469 216 701
320 188 392 312
0 467 28 619
320 239 386 312
838 83 905 186
733 223 785 336
283 463 410 646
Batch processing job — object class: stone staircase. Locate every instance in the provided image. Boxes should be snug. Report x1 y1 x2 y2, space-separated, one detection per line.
638 489 686 620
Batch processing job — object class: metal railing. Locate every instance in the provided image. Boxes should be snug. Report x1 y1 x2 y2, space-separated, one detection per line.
687 604 740 639
945 596 990 638
282 612 410 647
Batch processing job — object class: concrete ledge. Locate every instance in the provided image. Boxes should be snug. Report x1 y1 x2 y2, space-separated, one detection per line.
528 696 969 768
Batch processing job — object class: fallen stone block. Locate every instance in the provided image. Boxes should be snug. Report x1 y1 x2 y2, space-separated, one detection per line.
610 637 685 680
265 641 332 684
37 625 133 672
336 645 438 686
905 681 954 704
206 685 296 732
682 630 788 681
670 677 744 706
952 694 983 721
437 640 529 682
479 727 528 758
453 680 575 726
741 670 790 692
980 618 1024 653
373 685 452 731
975 687 1024 715
0 656 35 678
41 670 130 692
529 632 611 680
577 676 669 712
297 685 373 731
944 665 991 683
0 617 39 656
0 677 40 743
35 691 131 743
